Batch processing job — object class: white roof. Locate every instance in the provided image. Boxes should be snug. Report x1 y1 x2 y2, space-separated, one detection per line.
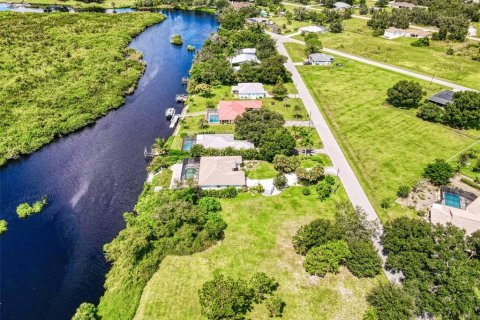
299 25 328 33
238 48 256 54
334 2 351 8
196 134 255 150
198 156 246 187
431 198 480 235
233 82 266 95
309 53 334 62
229 53 260 65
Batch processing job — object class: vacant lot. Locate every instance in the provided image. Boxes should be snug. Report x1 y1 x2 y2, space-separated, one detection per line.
294 18 480 90
133 187 380 320
286 43 479 220
0 12 164 165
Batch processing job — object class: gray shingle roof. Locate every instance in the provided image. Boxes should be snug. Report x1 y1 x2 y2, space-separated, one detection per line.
309 53 334 62
428 90 455 106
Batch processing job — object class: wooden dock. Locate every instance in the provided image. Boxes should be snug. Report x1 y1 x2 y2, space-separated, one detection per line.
181 77 189 84
176 94 188 103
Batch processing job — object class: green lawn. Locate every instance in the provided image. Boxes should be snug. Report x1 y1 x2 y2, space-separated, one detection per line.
133 187 380 320
264 98 308 120
300 154 332 168
285 42 308 62
270 16 311 35
0 12 164 166
293 18 480 90
244 160 277 179
285 43 480 221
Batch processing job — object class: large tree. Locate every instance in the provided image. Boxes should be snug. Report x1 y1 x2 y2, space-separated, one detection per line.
258 128 296 161
387 80 425 108
234 109 285 146
367 282 414 320
443 91 480 129
303 240 351 276
423 159 453 185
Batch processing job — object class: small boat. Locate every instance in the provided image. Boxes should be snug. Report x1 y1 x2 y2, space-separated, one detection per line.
170 115 180 128
165 108 175 120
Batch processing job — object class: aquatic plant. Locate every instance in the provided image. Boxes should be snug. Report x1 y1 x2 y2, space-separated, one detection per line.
16 196 48 218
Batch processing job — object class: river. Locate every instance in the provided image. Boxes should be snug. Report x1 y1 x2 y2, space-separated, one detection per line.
0 10 218 320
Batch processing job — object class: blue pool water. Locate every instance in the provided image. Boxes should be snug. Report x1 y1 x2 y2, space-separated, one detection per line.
183 140 194 151
443 192 461 209
209 114 219 123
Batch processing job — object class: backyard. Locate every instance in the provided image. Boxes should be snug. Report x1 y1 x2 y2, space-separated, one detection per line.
133 187 381 320
285 43 480 220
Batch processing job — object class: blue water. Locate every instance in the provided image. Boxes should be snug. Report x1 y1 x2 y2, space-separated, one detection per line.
444 192 461 209
209 114 219 123
183 140 194 151
0 10 217 320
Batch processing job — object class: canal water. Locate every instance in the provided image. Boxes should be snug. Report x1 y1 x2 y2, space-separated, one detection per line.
0 10 218 320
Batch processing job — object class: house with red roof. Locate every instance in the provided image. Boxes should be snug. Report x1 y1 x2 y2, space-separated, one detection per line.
206 100 262 124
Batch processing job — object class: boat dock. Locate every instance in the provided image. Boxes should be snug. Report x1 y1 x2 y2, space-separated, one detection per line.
181 77 189 84
175 94 188 103
144 146 154 159
170 115 180 128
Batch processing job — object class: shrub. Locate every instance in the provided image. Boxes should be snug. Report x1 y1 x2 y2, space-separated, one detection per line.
461 177 480 191
387 80 425 108
273 155 300 173
380 197 392 209
345 241 382 278
249 184 265 194
250 272 279 303
201 187 238 198
265 295 285 318
423 159 454 185
416 103 444 122
317 176 336 201
295 165 324 186
273 174 288 190
258 128 296 162
303 240 351 276
367 282 414 320
16 196 48 218
302 187 311 195
396 185 411 198
0 220 7 235
293 219 340 255
330 20 343 33
198 274 254 320
198 197 222 214
272 77 288 100
442 91 480 129
72 303 99 320
410 37 430 47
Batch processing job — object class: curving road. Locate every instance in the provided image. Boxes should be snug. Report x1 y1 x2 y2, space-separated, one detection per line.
270 32 403 282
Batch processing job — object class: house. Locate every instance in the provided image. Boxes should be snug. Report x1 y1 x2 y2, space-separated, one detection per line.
231 82 266 99
468 26 477 37
229 48 260 66
298 25 329 34
308 53 334 65
260 10 268 17
247 17 270 24
333 2 352 10
195 134 255 150
430 187 480 235
427 90 455 107
198 156 246 189
230 1 252 9
406 28 432 38
383 27 408 39
217 100 262 123
391 1 417 9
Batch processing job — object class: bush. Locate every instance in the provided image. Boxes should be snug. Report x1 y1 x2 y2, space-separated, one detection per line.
198 197 222 214
249 184 265 194
72 303 99 320
396 185 411 198
295 165 324 186
258 128 296 162
302 187 311 195
265 295 285 318
198 274 254 320
367 282 414 320
460 177 480 191
330 20 343 33
380 197 392 209
345 241 382 278
303 240 351 276
250 272 279 303
273 174 288 190
201 187 238 198
16 196 47 218
416 103 444 122
273 155 300 173
410 37 430 47
0 219 7 235
293 219 340 255
387 80 425 108
190 144 261 160
442 91 480 129
317 176 336 201
423 159 454 185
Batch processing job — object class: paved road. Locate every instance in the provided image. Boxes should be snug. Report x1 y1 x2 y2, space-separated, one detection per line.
272 33 402 282
271 33 475 91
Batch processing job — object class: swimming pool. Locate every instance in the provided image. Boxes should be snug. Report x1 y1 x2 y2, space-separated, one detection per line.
184 168 197 180
209 114 219 123
183 140 193 152
443 192 461 209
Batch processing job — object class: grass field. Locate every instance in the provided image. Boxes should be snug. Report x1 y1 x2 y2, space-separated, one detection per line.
293 18 480 90
285 43 480 220
0 12 164 166
133 187 381 320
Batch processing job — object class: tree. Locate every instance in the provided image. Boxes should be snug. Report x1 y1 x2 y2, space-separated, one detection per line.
195 83 212 97
367 282 414 320
423 159 454 185
386 80 425 108
298 127 314 155
198 118 209 129
375 0 388 7
304 33 322 56
72 303 99 320
345 241 382 277
303 240 351 276
359 3 368 15
154 137 168 155
219 8 246 30
198 274 254 320
198 197 222 214
329 20 343 33
416 103 444 122
293 218 340 255
295 165 324 185
260 55 291 84
411 37 430 47
249 272 279 303
272 77 288 100
273 174 288 190
273 154 300 173
258 128 296 162
317 177 334 201
442 91 480 129
265 296 285 317
235 109 285 146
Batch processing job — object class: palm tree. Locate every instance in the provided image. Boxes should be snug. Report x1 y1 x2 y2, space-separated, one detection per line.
154 137 168 155
299 127 314 156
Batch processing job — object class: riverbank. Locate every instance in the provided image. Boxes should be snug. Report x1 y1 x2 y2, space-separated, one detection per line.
0 12 165 166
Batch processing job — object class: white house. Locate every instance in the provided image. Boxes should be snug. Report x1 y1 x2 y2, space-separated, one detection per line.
298 25 329 34
229 48 260 66
196 134 255 150
308 53 334 65
383 27 408 39
468 26 477 37
231 82 266 99
333 2 351 10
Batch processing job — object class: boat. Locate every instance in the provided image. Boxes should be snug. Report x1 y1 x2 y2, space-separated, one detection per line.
165 107 175 120
170 115 180 128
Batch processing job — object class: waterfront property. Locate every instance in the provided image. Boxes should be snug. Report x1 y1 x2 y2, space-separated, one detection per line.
231 82 266 99
298 25 329 34
206 100 263 124
430 186 480 234
228 48 260 67
427 90 455 107
182 134 255 151
307 53 335 65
